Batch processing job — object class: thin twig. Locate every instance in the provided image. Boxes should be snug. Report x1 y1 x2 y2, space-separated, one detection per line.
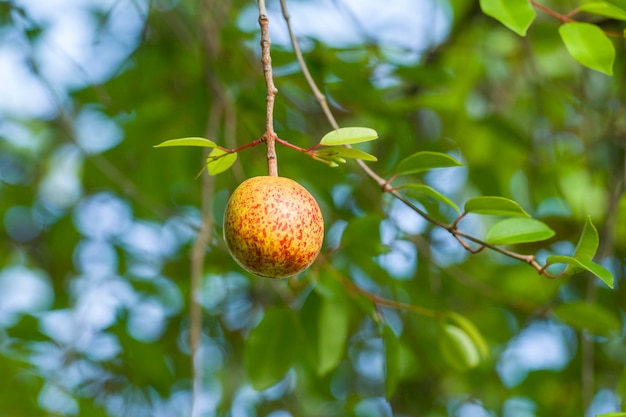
530 0 572 23
189 160 214 417
324 266 441 319
258 0 279 177
280 0 338 128
189 2 228 415
530 0 624 38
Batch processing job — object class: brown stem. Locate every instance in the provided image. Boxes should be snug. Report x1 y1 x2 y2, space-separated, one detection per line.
222 137 266 154
258 1 279 176
565 7 580 19
276 136 312 153
530 0 572 23
325 266 441 319
453 234 486 254
217 135 313 159
530 0 624 37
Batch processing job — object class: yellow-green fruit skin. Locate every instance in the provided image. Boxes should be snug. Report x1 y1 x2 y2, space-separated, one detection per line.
223 176 324 278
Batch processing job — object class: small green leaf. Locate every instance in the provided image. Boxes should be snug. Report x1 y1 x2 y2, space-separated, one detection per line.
464 196 530 217
245 307 298 390
485 218 555 244
319 127 378 146
314 146 378 162
207 148 237 176
154 137 218 148
546 255 614 289
559 22 615 75
382 325 400 397
317 294 349 376
395 151 463 176
381 326 420 397
573 216 599 261
597 413 626 417
480 0 536 36
579 1 626 20
398 183 460 213
552 301 620 335
446 312 489 359
300 291 323 367
544 217 602 278
439 324 481 371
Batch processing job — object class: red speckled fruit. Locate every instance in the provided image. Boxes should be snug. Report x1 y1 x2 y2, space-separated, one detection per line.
223 176 324 278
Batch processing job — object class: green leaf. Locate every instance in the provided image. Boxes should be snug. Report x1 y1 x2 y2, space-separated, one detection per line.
207 148 237 176
606 0 626 8
543 217 602 279
479 0 536 36
245 307 298 390
464 196 530 217
319 127 378 146
395 151 463 176
573 216 599 261
485 218 555 245
314 146 378 162
382 326 420 397
596 413 626 417
446 312 489 359
579 1 626 20
559 22 615 75
439 324 481 371
300 291 323 367
317 294 349 376
546 255 614 289
552 301 620 335
398 183 460 213
154 137 217 148
382 325 400 397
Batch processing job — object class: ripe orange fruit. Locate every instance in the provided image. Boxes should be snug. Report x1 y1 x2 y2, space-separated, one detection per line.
223 176 324 278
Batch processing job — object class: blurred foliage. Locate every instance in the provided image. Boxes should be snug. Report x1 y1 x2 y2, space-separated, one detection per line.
1 0 626 416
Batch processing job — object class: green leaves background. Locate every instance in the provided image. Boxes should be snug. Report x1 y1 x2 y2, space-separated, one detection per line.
1 1 625 417
482 0 619 75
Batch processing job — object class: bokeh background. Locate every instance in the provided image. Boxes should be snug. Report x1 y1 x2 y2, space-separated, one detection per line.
1 0 626 416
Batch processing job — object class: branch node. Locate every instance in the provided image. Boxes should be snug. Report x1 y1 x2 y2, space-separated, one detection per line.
382 174 397 192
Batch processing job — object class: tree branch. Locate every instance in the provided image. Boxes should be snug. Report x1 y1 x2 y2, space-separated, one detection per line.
189 158 214 417
280 0 339 130
189 2 229 415
278 0 559 279
258 0 279 177
323 265 441 319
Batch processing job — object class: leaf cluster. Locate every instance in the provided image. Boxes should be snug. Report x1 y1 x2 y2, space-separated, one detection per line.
481 0 623 75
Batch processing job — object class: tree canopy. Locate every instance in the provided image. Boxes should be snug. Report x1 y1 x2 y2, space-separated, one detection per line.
1 0 626 416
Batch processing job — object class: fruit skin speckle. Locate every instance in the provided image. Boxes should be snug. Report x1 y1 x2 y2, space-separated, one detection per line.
223 176 324 278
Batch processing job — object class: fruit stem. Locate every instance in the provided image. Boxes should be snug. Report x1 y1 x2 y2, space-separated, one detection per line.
258 1 279 177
